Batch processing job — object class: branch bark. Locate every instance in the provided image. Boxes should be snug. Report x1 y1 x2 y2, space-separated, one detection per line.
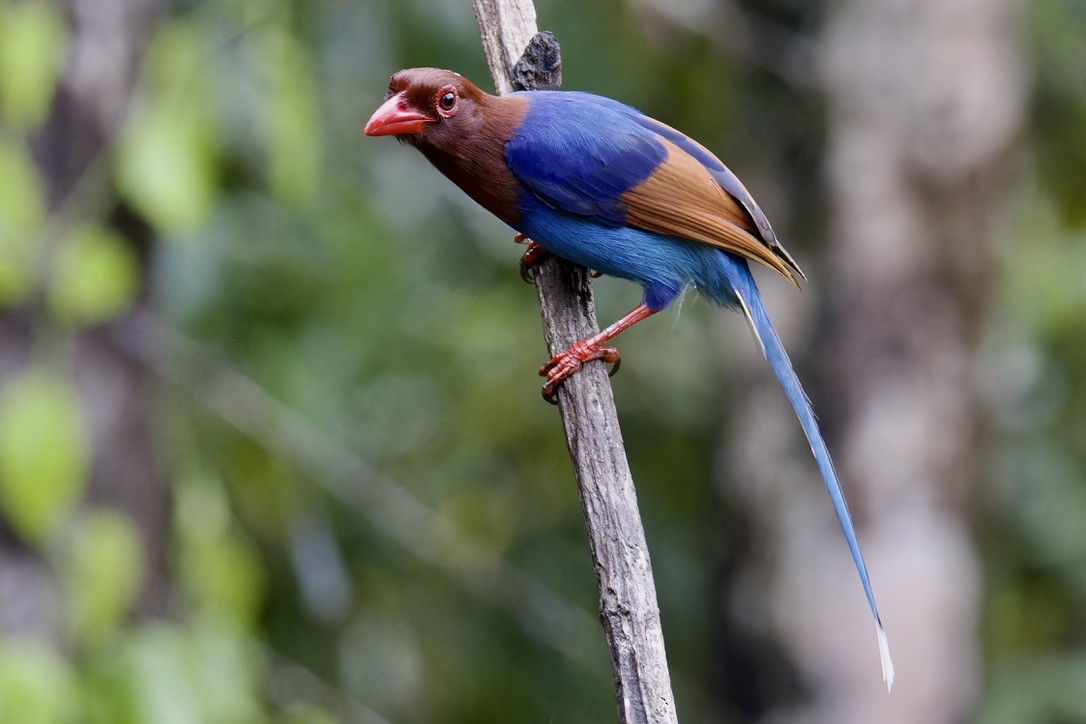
470 3 677 722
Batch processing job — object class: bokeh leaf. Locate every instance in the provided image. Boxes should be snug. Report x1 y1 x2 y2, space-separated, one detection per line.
124 626 207 724
0 372 88 543
123 621 264 724
176 481 265 627
258 30 319 206
0 1 67 128
66 510 144 649
114 22 218 235
0 641 78 724
114 102 217 234
49 226 140 326
0 137 45 305
277 703 340 724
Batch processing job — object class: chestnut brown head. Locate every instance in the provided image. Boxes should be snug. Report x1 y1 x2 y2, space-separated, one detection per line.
364 68 492 146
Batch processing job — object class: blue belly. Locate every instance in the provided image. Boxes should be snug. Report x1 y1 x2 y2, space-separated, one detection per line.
515 194 742 311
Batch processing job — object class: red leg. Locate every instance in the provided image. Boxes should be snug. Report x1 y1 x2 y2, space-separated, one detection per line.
540 303 656 398
515 234 551 284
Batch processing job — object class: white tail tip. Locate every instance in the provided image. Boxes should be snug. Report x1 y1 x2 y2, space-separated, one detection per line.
877 623 895 692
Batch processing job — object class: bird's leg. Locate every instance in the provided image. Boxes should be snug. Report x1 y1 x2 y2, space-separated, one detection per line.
540 303 656 400
515 233 551 284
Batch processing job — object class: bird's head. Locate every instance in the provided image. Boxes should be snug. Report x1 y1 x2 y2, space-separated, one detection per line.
364 68 490 147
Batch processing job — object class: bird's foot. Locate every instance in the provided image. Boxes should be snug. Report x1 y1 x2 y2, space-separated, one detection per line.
539 340 621 403
515 234 550 284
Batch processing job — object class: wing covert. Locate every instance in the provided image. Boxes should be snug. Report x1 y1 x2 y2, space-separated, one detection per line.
505 92 802 285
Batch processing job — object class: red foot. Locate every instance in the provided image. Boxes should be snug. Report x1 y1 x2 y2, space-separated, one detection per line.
539 340 621 400
515 234 550 284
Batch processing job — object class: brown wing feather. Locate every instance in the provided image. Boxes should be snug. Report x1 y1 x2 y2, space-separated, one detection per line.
622 139 800 288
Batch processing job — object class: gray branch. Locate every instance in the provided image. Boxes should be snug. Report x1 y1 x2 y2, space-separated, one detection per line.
471 3 678 722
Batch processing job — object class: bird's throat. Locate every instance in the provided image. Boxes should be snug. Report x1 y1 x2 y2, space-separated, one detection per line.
417 133 522 226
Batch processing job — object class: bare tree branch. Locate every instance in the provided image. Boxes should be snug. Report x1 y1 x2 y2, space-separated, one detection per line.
471 3 678 722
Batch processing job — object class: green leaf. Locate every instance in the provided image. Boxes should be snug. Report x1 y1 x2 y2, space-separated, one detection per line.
187 617 264 723
114 102 217 233
123 621 264 724
124 626 205 724
0 136 44 228
176 481 265 627
49 226 140 326
140 20 206 94
0 2 67 128
0 372 88 543
181 533 265 628
258 31 319 206
114 21 218 234
66 509 144 649
277 703 341 724
0 641 79 724
0 137 45 305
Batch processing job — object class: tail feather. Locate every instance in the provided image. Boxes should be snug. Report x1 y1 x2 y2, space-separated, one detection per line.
723 255 894 692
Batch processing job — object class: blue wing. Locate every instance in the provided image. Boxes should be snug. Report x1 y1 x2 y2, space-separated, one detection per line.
505 92 666 227
505 92 803 282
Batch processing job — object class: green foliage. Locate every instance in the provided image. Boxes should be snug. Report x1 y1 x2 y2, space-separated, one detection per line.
0 3 321 723
175 480 265 628
115 102 217 234
49 226 141 325
981 652 1086 724
0 641 78 724
0 0 67 128
0 372 88 543
1031 0 1086 226
115 23 217 234
0 136 44 305
120 620 264 724
978 5 1086 713
259 29 320 206
65 510 144 650
276 703 340 724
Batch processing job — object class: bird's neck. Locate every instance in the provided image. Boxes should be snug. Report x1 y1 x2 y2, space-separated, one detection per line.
416 95 527 226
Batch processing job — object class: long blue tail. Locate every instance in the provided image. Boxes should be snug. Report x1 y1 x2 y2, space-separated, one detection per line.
716 254 895 691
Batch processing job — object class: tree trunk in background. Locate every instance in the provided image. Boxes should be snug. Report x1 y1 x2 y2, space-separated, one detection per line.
0 0 165 639
58 0 169 616
719 0 1025 721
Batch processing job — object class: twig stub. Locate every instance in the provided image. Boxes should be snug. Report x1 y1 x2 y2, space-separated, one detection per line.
511 31 563 91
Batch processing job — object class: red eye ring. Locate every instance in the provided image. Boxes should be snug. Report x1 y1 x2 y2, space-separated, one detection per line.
435 85 459 118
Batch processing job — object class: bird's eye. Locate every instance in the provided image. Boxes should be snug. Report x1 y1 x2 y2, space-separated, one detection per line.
435 85 459 117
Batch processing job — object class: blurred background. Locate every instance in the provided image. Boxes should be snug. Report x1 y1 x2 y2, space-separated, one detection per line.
0 0 1083 721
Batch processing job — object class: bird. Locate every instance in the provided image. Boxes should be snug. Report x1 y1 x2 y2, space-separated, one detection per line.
364 67 894 690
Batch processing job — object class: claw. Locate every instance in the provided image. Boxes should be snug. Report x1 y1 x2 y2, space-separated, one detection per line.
531 303 653 403
607 354 621 378
538 340 621 399
520 260 536 285
516 235 550 285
